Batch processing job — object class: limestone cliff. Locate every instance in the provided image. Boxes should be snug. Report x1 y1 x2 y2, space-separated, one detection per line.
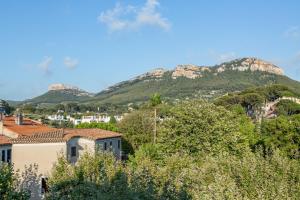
48 83 93 97
215 58 284 75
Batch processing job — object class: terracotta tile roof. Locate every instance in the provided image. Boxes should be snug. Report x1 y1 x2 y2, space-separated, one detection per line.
3 117 121 144
11 130 65 144
0 135 11 145
3 116 57 136
63 129 122 141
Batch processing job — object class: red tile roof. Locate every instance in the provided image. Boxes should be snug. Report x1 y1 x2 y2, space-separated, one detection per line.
0 135 11 145
2 116 121 144
11 130 65 144
63 128 122 141
3 116 57 136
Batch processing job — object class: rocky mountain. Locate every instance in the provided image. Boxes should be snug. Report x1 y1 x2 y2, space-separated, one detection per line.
24 84 94 105
212 58 284 75
21 57 300 106
91 57 299 105
138 58 284 80
48 83 94 97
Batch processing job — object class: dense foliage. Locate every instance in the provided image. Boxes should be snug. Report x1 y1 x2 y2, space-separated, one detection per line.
0 100 14 115
46 150 300 200
260 115 300 159
76 122 118 132
45 99 300 199
3 86 300 199
46 152 191 200
215 84 300 119
158 100 248 157
215 84 299 108
118 109 154 152
0 164 30 200
276 99 300 116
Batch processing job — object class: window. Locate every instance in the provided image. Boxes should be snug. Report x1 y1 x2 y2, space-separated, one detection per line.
104 142 107 150
41 177 48 194
118 140 120 149
6 149 11 163
71 146 76 157
1 150 5 162
109 141 113 151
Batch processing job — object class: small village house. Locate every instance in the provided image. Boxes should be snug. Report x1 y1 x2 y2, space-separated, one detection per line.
0 106 122 199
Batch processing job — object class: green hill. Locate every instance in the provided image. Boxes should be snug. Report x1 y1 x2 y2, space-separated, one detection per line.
23 58 300 107
90 57 300 105
25 90 93 104
24 84 94 105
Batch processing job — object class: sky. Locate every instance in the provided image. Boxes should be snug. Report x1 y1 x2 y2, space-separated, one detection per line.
0 0 300 100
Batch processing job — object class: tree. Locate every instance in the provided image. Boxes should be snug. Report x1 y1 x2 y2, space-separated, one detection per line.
76 122 118 132
150 93 162 144
21 104 36 114
47 152 191 200
276 99 300 116
45 98 300 200
109 115 117 124
0 100 13 115
150 93 162 107
260 114 300 159
118 109 154 153
0 163 30 200
158 100 249 157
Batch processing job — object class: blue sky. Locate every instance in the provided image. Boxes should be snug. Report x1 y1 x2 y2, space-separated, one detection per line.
1 0 300 100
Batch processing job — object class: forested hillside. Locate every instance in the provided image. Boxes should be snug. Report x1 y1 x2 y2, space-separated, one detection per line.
90 57 300 105
21 58 300 108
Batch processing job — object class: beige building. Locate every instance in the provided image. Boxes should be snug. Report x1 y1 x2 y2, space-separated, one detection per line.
0 114 122 199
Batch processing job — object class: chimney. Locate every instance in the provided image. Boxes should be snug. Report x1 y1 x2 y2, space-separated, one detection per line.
0 112 3 121
0 113 3 135
0 121 3 135
15 113 23 125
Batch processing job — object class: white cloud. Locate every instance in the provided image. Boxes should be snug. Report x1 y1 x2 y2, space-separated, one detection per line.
64 57 79 69
98 0 171 32
284 26 300 39
38 56 53 75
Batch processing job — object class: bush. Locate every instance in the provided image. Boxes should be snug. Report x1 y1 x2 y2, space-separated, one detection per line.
76 122 118 132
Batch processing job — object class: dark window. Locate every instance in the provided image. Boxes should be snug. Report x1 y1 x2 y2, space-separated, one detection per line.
104 142 107 150
1 150 5 162
109 141 113 151
6 149 11 163
118 140 120 149
71 146 76 157
41 177 48 194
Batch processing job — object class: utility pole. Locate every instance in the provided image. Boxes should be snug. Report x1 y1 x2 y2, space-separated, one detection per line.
154 108 157 144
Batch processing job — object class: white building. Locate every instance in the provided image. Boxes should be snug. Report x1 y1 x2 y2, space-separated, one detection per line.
47 114 64 121
81 115 98 123
98 115 111 123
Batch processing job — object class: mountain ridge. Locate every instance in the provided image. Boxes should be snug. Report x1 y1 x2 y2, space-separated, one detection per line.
21 57 300 106
133 57 284 81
